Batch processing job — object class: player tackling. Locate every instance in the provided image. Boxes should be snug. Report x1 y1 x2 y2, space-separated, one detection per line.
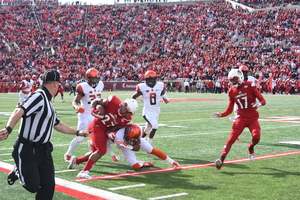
211 69 266 170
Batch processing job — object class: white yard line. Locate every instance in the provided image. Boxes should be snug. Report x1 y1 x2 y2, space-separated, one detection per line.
0 161 138 200
148 193 188 200
109 184 146 191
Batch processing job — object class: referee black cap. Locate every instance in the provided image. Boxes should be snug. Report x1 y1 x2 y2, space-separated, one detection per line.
42 69 62 83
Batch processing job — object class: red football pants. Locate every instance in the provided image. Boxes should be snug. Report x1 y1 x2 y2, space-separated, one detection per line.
226 117 261 148
88 120 107 155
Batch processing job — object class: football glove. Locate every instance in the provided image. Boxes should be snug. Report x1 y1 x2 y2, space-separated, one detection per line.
91 107 104 118
76 106 85 114
107 132 116 142
252 102 262 107
211 112 221 118
117 141 133 150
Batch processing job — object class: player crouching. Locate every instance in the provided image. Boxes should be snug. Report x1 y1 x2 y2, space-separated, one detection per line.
107 124 181 170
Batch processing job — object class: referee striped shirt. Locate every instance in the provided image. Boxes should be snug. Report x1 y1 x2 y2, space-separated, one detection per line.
18 86 60 144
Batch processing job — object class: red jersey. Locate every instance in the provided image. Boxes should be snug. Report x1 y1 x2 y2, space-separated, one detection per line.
93 95 132 130
221 82 266 120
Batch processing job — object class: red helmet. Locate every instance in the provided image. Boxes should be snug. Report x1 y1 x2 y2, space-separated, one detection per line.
144 70 157 88
86 68 100 88
124 124 141 145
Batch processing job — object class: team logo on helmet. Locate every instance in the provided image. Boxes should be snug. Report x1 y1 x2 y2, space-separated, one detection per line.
124 124 141 145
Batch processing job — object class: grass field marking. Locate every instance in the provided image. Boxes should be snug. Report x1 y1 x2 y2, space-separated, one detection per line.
0 153 11 156
55 169 79 173
0 161 138 200
75 150 300 182
108 183 146 191
148 192 189 200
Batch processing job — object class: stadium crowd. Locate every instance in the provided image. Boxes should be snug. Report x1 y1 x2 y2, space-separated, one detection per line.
0 1 300 95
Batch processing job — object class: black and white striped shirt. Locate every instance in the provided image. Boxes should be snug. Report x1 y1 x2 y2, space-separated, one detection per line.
18 86 60 144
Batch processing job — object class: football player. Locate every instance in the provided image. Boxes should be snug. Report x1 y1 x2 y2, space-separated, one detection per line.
132 70 169 145
230 65 259 142
211 69 266 170
53 78 65 102
106 124 180 171
67 96 139 179
64 68 107 162
19 75 33 103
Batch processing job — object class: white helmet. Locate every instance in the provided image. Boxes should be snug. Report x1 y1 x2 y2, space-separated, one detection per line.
118 99 139 116
124 99 138 115
228 69 244 88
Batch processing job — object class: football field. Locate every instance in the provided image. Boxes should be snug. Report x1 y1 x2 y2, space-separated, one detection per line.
0 91 300 200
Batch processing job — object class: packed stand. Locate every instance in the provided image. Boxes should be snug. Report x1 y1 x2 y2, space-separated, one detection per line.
0 1 300 95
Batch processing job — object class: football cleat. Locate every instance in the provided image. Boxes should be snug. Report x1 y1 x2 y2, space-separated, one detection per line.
67 156 78 169
236 137 242 142
62 100 65 103
87 140 93 152
77 170 92 180
111 155 120 162
215 159 223 170
249 153 255 161
172 161 181 170
64 153 71 163
142 161 154 168
7 165 19 185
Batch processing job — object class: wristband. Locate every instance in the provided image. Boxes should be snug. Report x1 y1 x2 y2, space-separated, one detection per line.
74 106 79 110
76 130 79 136
6 126 12 134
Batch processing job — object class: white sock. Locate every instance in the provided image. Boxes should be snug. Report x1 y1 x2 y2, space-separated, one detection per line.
165 156 175 164
66 136 83 155
106 142 115 156
147 138 152 145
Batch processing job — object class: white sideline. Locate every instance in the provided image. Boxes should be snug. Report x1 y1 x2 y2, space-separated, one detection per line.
0 161 138 200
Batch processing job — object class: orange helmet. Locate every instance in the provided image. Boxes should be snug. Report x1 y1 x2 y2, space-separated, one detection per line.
144 70 157 88
86 68 100 88
25 75 30 81
239 65 248 71
124 124 141 145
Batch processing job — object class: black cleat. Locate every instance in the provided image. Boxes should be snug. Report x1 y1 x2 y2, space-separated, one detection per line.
7 165 19 185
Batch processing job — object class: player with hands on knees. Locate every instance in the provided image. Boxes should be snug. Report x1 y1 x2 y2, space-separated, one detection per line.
106 124 181 170
211 69 266 170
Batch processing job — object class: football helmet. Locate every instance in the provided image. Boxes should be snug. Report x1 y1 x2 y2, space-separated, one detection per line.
144 70 157 88
228 69 244 88
86 68 100 88
239 65 249 80
124 124 141 145
25 75 30 82
118 99 138 116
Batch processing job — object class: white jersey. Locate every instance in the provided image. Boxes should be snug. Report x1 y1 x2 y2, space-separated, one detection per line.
108 125 153 167
76 81 104 115
136 82 166 114
247 76 259 88
20 79 33 94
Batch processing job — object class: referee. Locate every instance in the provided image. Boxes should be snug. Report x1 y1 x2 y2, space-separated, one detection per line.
0 69 89 200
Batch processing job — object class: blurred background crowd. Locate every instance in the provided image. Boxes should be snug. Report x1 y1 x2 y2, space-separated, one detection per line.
0 0 300 95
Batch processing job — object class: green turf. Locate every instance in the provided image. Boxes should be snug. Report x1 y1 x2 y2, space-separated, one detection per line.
0 91 300 200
